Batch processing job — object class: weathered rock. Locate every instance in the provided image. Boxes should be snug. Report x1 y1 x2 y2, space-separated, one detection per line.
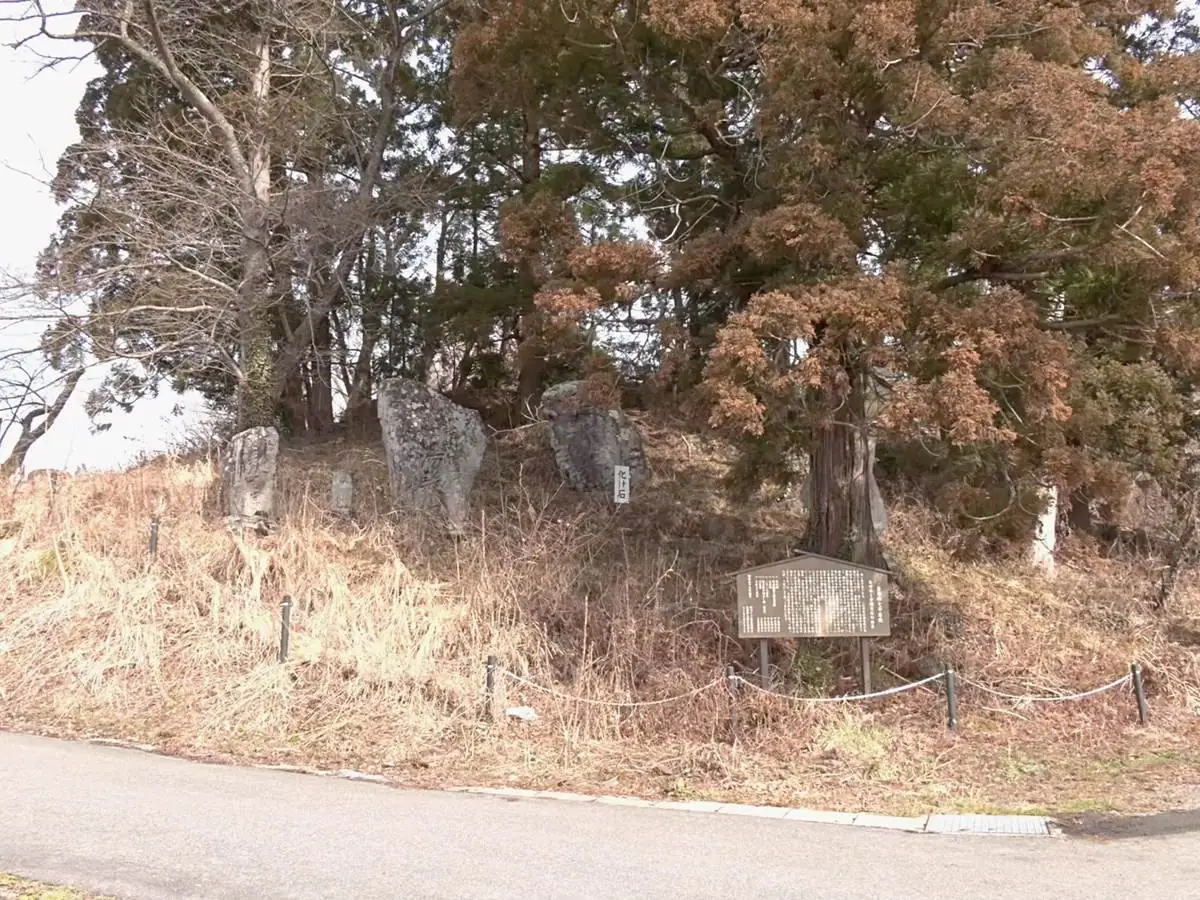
1114 474 1168 533
377 377 487 533
331 469 354 516
540 381 647 493
223 426 280 530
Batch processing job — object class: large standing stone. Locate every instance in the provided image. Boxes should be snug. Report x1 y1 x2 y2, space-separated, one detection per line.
540 381 647 493
377 377 487 533
223 426 280 530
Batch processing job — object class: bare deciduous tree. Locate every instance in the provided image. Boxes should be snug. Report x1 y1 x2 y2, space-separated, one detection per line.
5 0 448 430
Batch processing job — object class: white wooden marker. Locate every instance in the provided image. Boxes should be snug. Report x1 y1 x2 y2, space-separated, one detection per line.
613 465 631 504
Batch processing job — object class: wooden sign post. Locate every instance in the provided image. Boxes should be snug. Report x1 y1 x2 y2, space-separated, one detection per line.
734 553 891 696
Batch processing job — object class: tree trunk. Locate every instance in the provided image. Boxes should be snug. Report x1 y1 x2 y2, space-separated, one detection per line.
803 361 887 569
510 106 545 421
345 265 382 422
515 325 546 421
236 29 275 430
1 369 84 480
279 366 308 437
237 221 275 429
307 314 335 433
269 33 408 402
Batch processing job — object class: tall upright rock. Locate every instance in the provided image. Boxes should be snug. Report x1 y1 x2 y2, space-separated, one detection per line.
223 426 280 532
377 378 488 533
540 381 647 493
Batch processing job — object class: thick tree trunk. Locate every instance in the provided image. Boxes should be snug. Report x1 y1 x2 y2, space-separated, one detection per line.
307 314 335 433
510 107 545 422
515 326 546 421
803 363 887 570
236 30 276 431
237 223 276 430
279 367 308 437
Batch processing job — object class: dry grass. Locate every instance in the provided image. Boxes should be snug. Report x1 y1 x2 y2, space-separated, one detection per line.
0 873 104 900
1 417 1198 816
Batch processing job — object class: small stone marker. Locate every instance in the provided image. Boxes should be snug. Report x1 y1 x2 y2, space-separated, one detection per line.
506 706 539 722
331 469 353 516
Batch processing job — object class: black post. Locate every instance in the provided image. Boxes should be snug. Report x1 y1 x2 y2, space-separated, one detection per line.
279 596 292 663
726 665 740 746
485 655 498 721
758 639 771 689
944 665 958 732
149 516 160 558
1132 663 1149 726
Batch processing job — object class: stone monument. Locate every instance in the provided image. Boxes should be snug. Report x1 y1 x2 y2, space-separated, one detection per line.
377 377 488 534
223 426 280 532
540 381 647 493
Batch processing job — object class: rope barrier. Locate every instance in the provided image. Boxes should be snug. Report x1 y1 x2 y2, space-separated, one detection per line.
495 665 1139 712
500 669 726 708
959 673 1132 703
731 672 946 704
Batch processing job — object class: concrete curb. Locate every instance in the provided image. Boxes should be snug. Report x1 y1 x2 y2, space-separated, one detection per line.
449 786 1058 837
75 736 1056 838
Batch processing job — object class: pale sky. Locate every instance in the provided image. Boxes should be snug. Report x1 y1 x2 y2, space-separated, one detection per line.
0 1 205 472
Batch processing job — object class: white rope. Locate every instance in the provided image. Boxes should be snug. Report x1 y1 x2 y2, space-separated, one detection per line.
500 669 725 708
731 672 945 704
960 673 1131 703
501 667 1135 709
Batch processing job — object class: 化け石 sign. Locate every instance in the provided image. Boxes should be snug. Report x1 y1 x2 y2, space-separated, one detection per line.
613 465 631 504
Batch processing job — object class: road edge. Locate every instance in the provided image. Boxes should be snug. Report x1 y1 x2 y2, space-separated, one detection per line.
444 786 1058 837
53 732 1063 838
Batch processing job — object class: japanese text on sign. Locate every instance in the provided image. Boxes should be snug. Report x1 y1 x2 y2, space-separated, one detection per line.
735 555 890 639
613 465 631 504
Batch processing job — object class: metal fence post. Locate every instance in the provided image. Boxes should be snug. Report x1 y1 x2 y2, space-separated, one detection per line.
485 655 498 721
944 665 958 732
279 596 292 663
1131 663 1149 726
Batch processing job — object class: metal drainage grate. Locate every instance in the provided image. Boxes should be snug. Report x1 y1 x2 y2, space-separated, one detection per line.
925 814 1051 836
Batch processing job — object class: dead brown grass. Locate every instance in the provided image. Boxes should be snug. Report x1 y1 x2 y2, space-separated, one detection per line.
1 417 1198 816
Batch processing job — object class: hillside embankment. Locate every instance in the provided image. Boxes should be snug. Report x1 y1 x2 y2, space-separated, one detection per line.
1 419 1198 816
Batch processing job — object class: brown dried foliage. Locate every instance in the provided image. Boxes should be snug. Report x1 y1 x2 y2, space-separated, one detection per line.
689 0 1200 504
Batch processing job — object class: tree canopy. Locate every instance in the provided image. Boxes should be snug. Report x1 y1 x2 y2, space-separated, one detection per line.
7 0 1200 563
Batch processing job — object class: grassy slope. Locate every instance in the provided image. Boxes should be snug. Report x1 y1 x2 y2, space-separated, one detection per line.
0 417 1198 816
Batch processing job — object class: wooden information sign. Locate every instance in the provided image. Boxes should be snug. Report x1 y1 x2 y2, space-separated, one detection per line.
735 553 890 640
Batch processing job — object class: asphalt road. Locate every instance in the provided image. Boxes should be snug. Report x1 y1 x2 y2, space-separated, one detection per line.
1 732 1198 899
